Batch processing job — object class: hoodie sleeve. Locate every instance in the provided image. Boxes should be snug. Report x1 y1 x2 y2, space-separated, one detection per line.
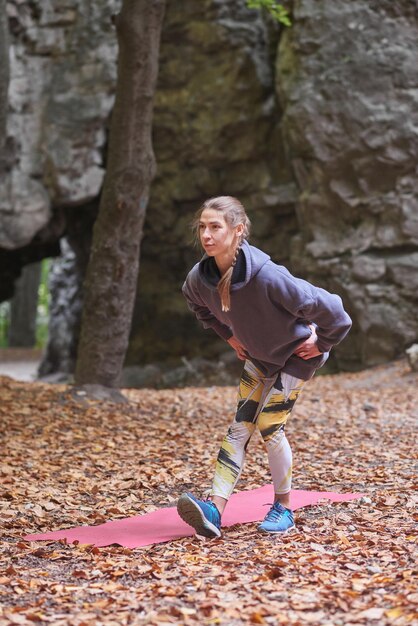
182 273 233 342
300 288 352 353
270 269 352 353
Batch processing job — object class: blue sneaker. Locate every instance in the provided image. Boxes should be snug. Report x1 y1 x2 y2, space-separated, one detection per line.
177 493 221 538
258 502 295 534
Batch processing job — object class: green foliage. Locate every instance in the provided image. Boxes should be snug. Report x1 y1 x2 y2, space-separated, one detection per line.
36 258 51 348
247 0 292 26
0 301 10 348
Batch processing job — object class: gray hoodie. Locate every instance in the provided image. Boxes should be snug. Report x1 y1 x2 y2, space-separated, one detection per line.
182 240 352 380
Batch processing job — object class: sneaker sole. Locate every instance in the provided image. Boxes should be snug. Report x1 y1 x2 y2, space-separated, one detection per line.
258 524 296 535
177 495 221 539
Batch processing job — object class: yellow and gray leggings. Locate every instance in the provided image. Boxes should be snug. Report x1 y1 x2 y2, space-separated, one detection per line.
211 360 306 500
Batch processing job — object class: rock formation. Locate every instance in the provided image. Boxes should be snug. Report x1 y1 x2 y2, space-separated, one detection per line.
277 0 418 368
128 0 298 367
0 0 117 300
1 0 417 382
1 0 118 249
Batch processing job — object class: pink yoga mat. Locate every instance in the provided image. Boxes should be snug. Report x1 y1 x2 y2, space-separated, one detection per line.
24 486 363 548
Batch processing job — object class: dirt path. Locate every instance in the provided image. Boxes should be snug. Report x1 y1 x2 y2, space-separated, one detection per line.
0 348 42 382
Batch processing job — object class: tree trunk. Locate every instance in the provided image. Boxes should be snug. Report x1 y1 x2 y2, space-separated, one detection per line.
0 0 9 166
74 0 166 388
8 263 42 347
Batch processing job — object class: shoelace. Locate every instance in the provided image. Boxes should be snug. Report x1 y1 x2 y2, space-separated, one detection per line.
203 500 221 520
264 502 288 522
201 491 220 515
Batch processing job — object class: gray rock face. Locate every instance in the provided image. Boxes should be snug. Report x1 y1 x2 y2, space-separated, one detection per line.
0 0 9 166
128 0 298 365
37 202 97 376
406 344 418 372
2 0 299 375
37 238 81 378
0 0 119 249
277 0 418 368
2 0 418 378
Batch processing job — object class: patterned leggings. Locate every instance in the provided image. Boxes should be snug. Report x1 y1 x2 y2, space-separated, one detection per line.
211 360 305 500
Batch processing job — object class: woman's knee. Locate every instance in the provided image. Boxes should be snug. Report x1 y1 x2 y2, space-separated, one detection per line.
258 418 286 444
226 420 254 443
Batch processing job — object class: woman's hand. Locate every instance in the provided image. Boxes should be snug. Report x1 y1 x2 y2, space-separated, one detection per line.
294 324 322 360
227 336 247 360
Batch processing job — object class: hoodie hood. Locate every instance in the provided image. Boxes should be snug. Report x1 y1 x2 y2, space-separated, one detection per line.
198 240 270 291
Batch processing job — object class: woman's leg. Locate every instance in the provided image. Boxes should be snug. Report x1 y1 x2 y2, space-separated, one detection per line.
256 372 305 507
210 362 263 511
177 362 266 537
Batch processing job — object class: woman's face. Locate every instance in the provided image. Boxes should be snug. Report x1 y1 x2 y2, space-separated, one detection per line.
199 208 242 258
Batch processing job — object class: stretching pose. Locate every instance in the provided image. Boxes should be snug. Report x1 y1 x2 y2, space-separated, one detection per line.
177 196 352 537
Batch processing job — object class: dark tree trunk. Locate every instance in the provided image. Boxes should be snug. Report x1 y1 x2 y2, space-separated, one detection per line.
8 263 42 347
0 0 9 166
75 0 166 388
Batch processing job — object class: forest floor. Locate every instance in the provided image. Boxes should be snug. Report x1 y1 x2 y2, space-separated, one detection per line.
0 359 417 626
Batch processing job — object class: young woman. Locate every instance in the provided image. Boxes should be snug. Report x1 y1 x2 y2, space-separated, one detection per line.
177 196 352 538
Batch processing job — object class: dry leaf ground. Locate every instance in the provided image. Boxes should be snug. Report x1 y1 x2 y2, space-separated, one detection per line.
1 359 417 625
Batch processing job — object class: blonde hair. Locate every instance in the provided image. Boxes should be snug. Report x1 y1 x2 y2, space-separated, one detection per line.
193 196 251 312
